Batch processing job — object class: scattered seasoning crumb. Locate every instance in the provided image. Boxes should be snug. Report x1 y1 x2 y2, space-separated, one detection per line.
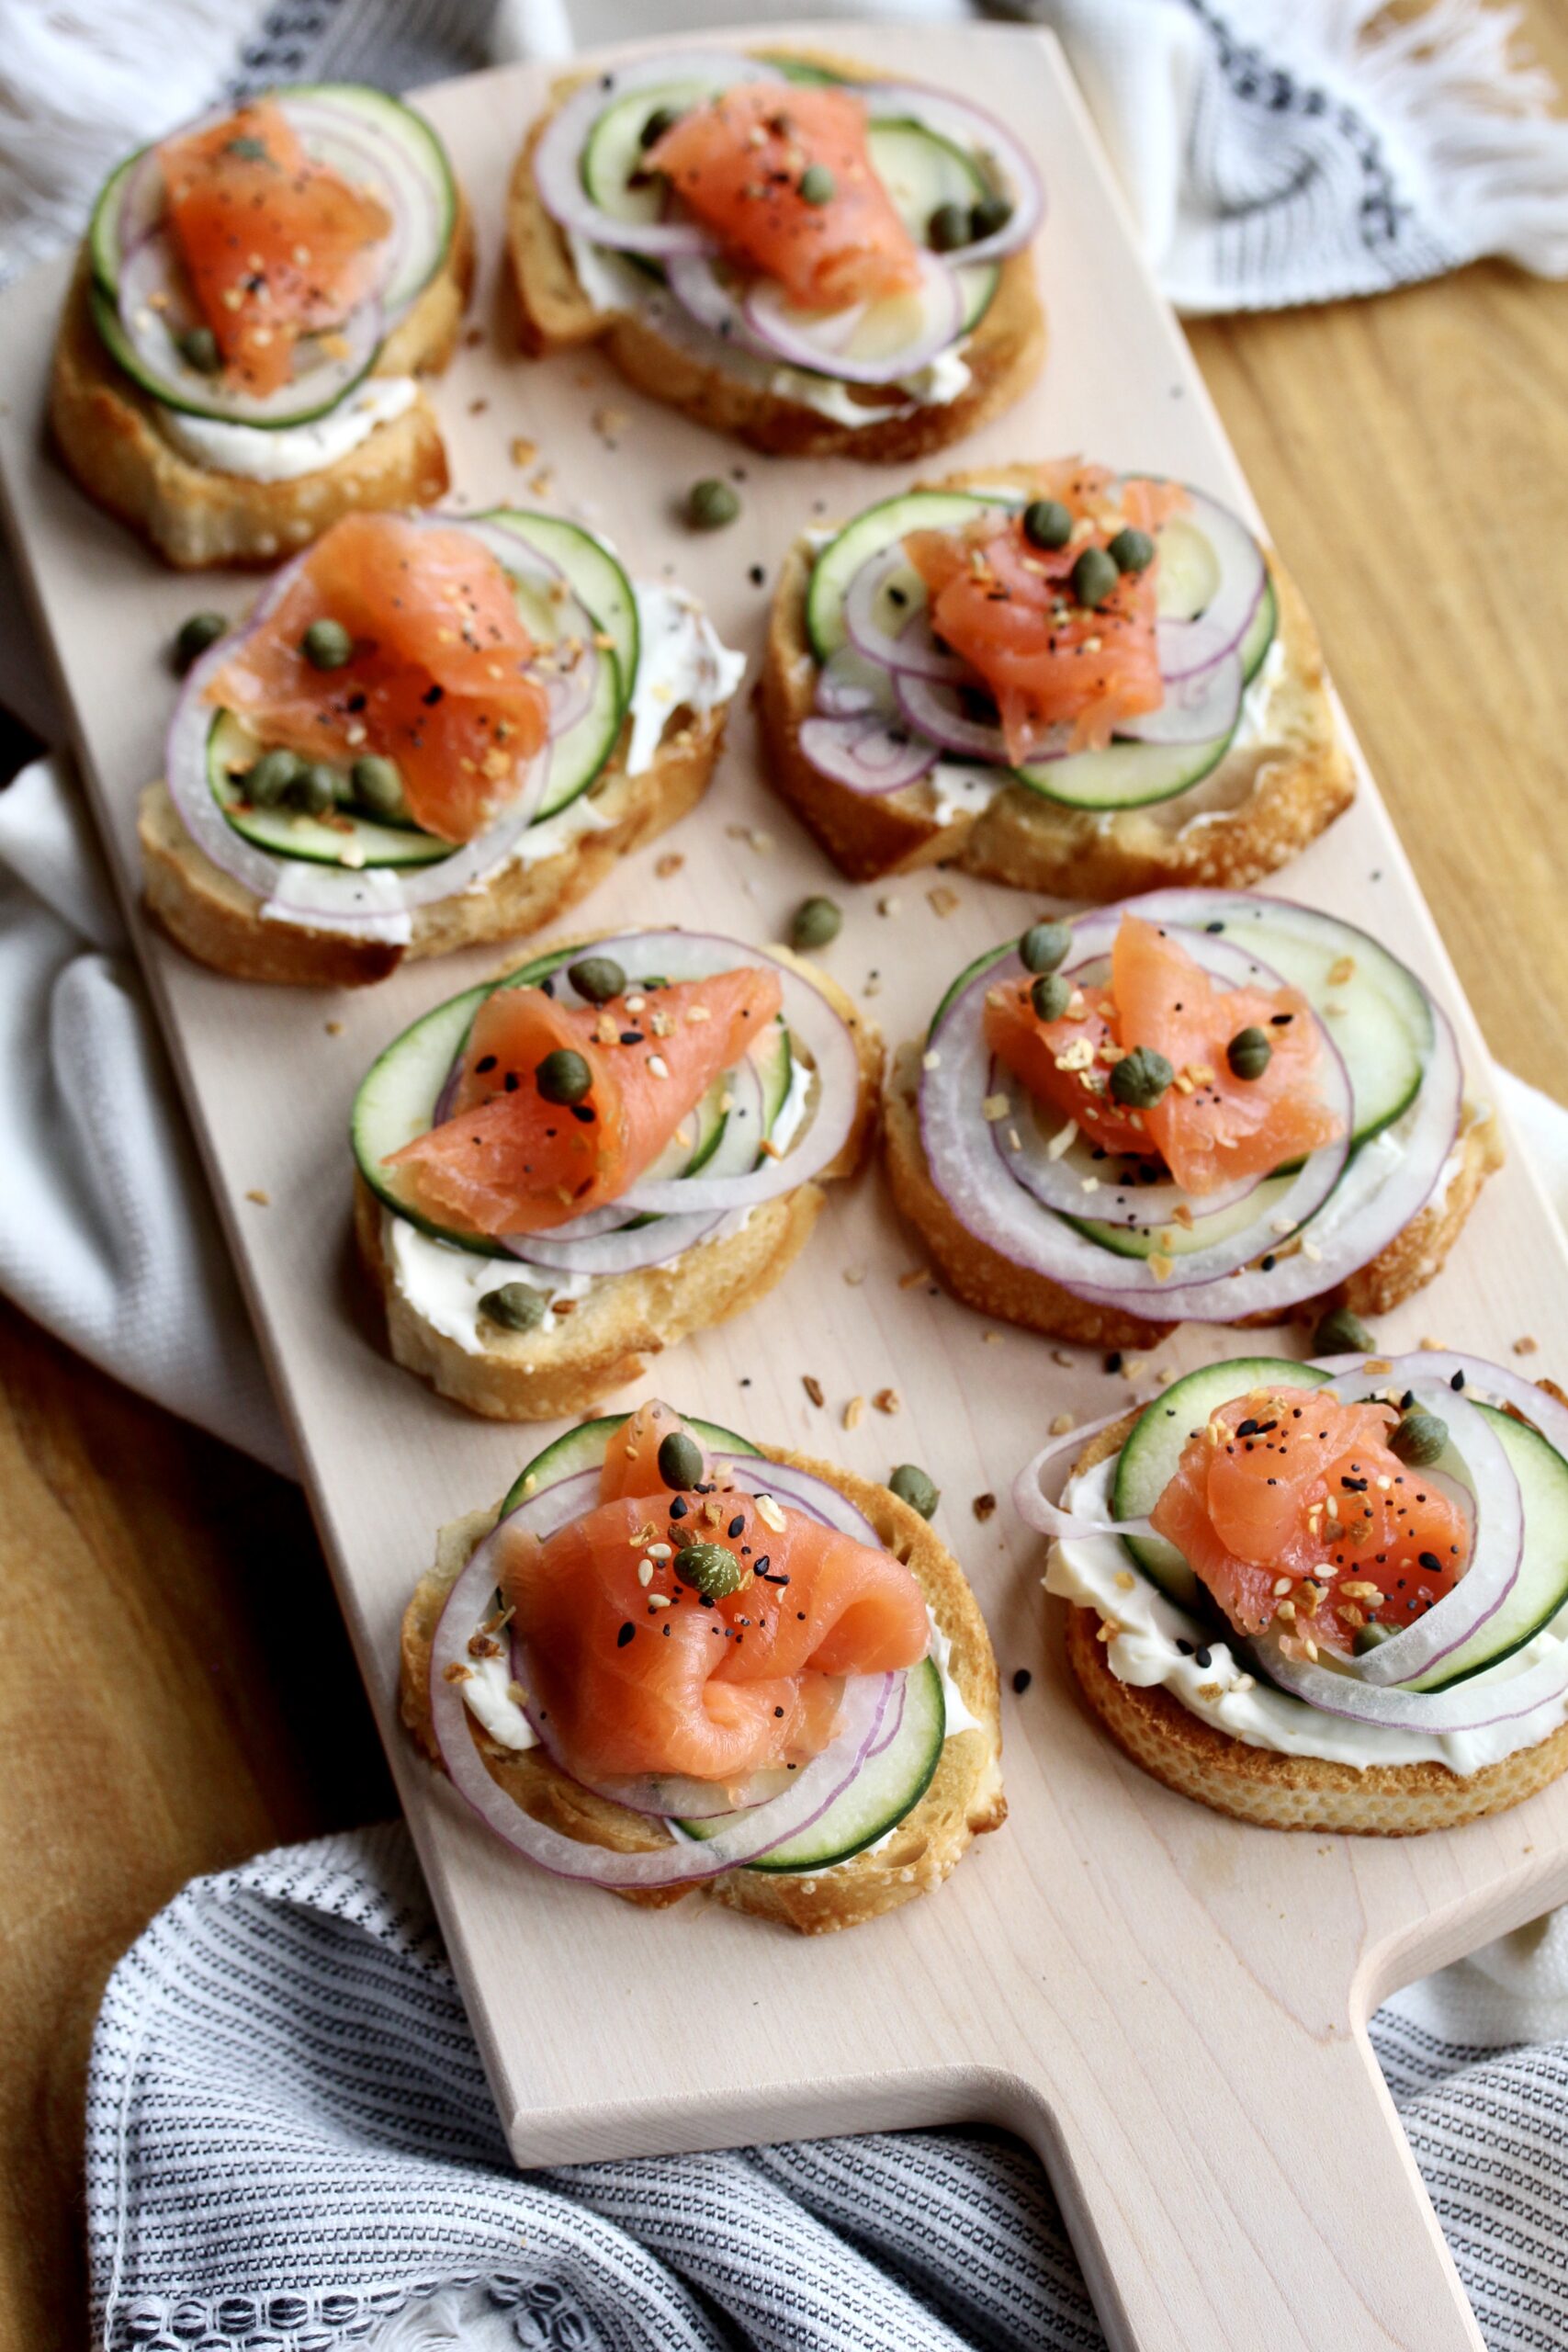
981 1329 1000 1344
927 885 960 918
509 436 537 466
637 1559 653 1588
754 1493 786 1534
842 1266 866 1287
1419 1336 1446 1351
655 853 684 878
1048 1411 1075 1436
843 1396 865 1430
324 1019 344 1036
1114 1570 1135 1590
1052 1349 1075 1368
802 1374 825 1408
874 1387 901 1415
468 397 489 415
863 973 883 998
981 1091 1010 1122
245 1187 269 1205
876 894 900 917
527 465 555 498
898 1265 931 1290
1515 1336 1540 1356
1122 1355 1146 1381
973 1492 998 1521
592 405 628 439
1011 1668 1032 1695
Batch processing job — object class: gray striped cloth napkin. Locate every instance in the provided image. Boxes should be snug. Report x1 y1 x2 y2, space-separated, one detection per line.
87 1824 1568 2352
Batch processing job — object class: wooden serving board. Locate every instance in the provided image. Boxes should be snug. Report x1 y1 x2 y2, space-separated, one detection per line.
2 25 1565 2349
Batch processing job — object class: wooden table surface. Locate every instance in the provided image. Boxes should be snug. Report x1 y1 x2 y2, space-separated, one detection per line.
4 25 1566 2340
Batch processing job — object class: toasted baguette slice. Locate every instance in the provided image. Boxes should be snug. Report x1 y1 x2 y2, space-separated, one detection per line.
355 941 883 1418
760 463 1355 892
400 1449 1005 1929
139 700 726 988
1059 1410 1568 1835
49 196 475 569
884 1050 1503 1350
506 55 1045 464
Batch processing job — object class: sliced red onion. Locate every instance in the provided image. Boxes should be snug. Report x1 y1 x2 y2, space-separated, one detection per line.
1313 1351 1568 1465
1013 1409 1157 1544
743 249 963 383
854 85 1045 265
843 547 967 682
814 647 896 719
888 671 1061 764
1154 490 1267 683
664 251 767 353
706 1453 884 1548
432 1524 897 1885
532 52 784 258
1102 651 1242 749
799 713 939 797
994 1069 1265 1228
1254 1628 1568 1737
113 145 169 268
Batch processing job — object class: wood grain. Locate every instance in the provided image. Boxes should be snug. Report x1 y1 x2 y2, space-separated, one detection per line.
1 14 1566 2349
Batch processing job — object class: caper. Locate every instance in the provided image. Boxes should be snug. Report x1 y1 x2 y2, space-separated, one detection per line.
287 762 337 817
888 1463 940 1521
536 1047 592 1105
1226 1025 1272 1081
1312 1305 1375 1356
673 1539 748 1600
351 754 405 819
798 163 836 206
1071 546 1121 610
969 191 1013 240
173 609 227 673
927 200 971 254
1020 918 1070 974
657 1429 705 1491
301 616 353 670
1390 1410 1449 1468
177 325 220 374
479 1283 547 1333
1108 526 1156 574
789 895 841 953
1353 1620 1395 1656
1031 972 1072 1023
1109 1045 1174 1110
568 954 626 1005
639 103 682 148
243 747 302 807
1022 498 1073 551
686 477 739 530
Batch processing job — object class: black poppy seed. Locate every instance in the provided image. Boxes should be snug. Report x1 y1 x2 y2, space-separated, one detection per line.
1011 1668 1032 1694
1176 1639 1195 1657
1236 1418 1260 1438
669 1497 688 1519
1194 1647 1213 1668
503 1071 519 1092
570 1103 595 1123
1419 1551 1443 1574
615 1623 635 1647
1450 1370 1465 1390
475 1054 497 1073
728 1514 746 1539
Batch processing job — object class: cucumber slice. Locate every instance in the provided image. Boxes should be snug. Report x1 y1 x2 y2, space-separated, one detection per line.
1402 1405 1568 1690
677 1655 946 1870
209 712 453 870
479 508 639 718
502 1409 757 1516
863 119 999 333
580 77 731 227
807 488 1011 663
287 85 457 310
87 152 145 299
1010 728 1238 812
1239 576 1277 684
1111 1357 1333 1604
927 938 1012 1040
89 278 378 427
1065 1171 1299 1262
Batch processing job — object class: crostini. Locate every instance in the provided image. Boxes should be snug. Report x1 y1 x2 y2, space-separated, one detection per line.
885 890 1501 1348
1021 1350 1568 1834
354 925 881 1417
509 50 1044 462
403 1398 1004 1928
51 88 472 568
142 506 744 985
761 462 1353 892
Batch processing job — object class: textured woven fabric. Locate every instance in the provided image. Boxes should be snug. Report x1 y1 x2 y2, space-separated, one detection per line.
85 1826 1568 2352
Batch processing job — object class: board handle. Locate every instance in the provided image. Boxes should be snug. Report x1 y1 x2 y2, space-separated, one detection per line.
996 2015 1483 2352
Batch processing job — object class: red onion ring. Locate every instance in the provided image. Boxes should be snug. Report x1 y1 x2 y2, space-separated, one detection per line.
798 712 939 796
814 648 895 719
842 547 968 682
1254 1628 1568 1737
852 83 1045 265
743 249 964 384
1313 1351 1568 1464
1154 489 1268 684
663 251 768 353
1013 1409 1158 1544
1111 653 1242 750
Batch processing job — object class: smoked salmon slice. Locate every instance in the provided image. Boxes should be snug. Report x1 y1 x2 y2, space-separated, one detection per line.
987 913 1345 1193
209 514 550 843
906 466 1185 760
161 100 391 396
1150 1386 1468 1655
646 83 922 311
387 966 784 1236
500 1402 931 1783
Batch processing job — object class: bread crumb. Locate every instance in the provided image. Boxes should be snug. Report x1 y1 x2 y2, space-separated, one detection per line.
802 1374 825 1408
1048 1411 1075 1436
927 885 960 918
843 1396 865 1430
509 436 537 466
323 1020 344 1036
876 894 900 917
874 1387 900 1416
842 1267 866 1287
973 1492 998 1521
1515 1335 1540 1356
655 853 684 878
898 1266 931 1290
245 1188 270 1206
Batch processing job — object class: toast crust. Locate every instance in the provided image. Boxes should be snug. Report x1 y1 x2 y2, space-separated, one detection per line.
138 701 727 988
505 55 1046 463
1058 1412 1568 1834
759 462 1355 890
49 196 475 569
400 1450 1005 1931
355 937 884 1418
883 1056 1503 1350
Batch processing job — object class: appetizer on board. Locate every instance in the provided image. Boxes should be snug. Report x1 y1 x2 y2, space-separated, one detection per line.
354 926 880 1418
885 890 1501 1349
51 89 473 568
142 507 744 985
509 49 1044 461
761 462 1353 892
1020 1350 1568 1834
402 1399 1004 1930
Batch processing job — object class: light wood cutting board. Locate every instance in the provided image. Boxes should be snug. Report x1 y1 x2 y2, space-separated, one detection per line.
1 25 1564 2350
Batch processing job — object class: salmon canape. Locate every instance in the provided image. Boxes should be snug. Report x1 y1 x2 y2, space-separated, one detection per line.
401 1401 1004 1930
1020 1349 1568 1835
760 462 1354 896
510 50 1045 460
142 510 745 985
51 86 473 566
885 888 1501 1349
353 924 880 1419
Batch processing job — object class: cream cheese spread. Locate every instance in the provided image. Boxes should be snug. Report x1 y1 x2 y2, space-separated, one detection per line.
158 376 420 481
625 582 747 775
385 1215 591 1350
1046 1455 1568 1775
260 862 413 944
